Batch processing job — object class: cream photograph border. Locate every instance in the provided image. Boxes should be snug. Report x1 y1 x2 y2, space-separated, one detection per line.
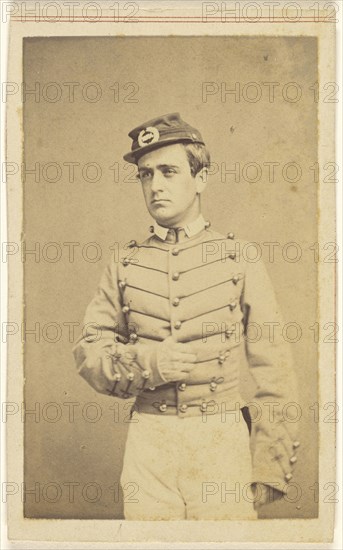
4 0 337 545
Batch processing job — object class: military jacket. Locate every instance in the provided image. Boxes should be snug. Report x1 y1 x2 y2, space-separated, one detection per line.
73 225 300 491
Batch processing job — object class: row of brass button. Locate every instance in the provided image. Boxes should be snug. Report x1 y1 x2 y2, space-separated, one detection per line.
156 402 210 414
121 308 237 332
177 377 225 393
123 230 235 263
111 370 150 382
171 305 237 331
127 327 236 345
170 247 239 261
122 250 238 268
271 440 300 483
119 276 240 291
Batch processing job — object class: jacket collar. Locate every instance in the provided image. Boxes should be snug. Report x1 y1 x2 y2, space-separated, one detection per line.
153 214 207 241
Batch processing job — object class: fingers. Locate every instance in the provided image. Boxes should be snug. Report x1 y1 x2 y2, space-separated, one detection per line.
161 338 195 354
170 342 196 354
102 354 118 381
162 363 197 382
252 483 284 509
172 363 198 376
160 335 174 347
170 351 197 363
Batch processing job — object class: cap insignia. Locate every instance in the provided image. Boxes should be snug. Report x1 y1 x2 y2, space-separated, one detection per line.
138 126 160 148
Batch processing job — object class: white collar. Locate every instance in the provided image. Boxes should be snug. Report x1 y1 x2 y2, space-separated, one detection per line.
153 214 207 241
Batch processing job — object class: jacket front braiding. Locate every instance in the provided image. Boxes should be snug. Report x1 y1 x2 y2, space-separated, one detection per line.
73 227 300 492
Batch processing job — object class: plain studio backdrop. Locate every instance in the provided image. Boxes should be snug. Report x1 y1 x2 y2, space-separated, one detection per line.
23 36 318 519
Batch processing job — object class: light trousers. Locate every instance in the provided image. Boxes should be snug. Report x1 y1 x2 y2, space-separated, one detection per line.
120 410 257 520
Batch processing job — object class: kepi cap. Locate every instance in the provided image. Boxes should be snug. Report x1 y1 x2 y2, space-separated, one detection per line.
123 112 205 164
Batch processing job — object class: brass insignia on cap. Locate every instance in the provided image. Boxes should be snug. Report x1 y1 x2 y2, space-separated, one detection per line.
138 126 160 147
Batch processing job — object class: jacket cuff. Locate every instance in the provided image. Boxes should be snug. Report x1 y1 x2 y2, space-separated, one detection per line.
252 438 300 494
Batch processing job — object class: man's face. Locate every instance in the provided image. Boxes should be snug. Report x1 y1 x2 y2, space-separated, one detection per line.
137 143 206 227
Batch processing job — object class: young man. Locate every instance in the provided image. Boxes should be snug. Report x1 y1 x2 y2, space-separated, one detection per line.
73 113 299 520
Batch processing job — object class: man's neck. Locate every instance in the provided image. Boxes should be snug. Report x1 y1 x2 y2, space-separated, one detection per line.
153 214 207 241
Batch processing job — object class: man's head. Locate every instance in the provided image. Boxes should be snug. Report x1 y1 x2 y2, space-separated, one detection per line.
123 113 211 227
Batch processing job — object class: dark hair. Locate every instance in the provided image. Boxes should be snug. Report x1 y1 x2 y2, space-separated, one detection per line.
183 142 211 177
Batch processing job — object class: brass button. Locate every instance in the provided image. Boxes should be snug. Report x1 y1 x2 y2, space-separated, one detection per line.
285 473 293 482
232 275 239 285
290 456 297 464
172 272 180 281
293 441 300 449
122 258 130 266
179 404 188 412
127 240 137 248
178 382 186 391
229 301 237 311
204 220 211 229
174 321 182 330
200 402 207 412
129 333 138 343
114 373 121 381
210 382 217 392
142 370 150 379
172 297 180 307
149 386 156 391
172 248 180 256
122 305 130 314
218 354 225 365
159 403 167 412
118 280 126 290
227 232 235 240
127 372 134 381
229 252 236 260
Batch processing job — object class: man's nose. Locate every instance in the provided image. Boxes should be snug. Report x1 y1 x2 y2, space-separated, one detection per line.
150 172 165 192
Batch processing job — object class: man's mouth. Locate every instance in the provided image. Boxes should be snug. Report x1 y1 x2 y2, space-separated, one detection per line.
151 199 171 205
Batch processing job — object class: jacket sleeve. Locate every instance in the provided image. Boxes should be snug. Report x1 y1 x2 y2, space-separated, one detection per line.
242 258 300 493
72 257 167 398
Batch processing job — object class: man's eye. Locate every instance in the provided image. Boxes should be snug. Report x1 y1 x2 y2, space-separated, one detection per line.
139 172 151 180
163 169 176 176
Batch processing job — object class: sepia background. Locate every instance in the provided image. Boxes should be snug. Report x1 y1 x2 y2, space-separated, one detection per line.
23 36 318 519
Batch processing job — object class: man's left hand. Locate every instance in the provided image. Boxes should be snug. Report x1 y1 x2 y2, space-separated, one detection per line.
251 483 284 510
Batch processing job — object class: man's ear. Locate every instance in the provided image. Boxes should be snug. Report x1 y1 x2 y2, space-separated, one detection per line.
195 167 208 194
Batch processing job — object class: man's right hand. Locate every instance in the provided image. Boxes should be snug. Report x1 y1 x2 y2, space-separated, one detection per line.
155 337 198 383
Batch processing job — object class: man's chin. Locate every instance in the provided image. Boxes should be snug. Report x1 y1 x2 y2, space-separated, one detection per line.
155 218 174 228
150 211 176 227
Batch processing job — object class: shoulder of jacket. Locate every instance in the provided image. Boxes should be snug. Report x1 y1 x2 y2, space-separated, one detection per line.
205 229 251 252
205 227 248 244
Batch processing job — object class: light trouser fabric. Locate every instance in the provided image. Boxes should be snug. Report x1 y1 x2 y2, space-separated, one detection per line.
120 410 257 520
